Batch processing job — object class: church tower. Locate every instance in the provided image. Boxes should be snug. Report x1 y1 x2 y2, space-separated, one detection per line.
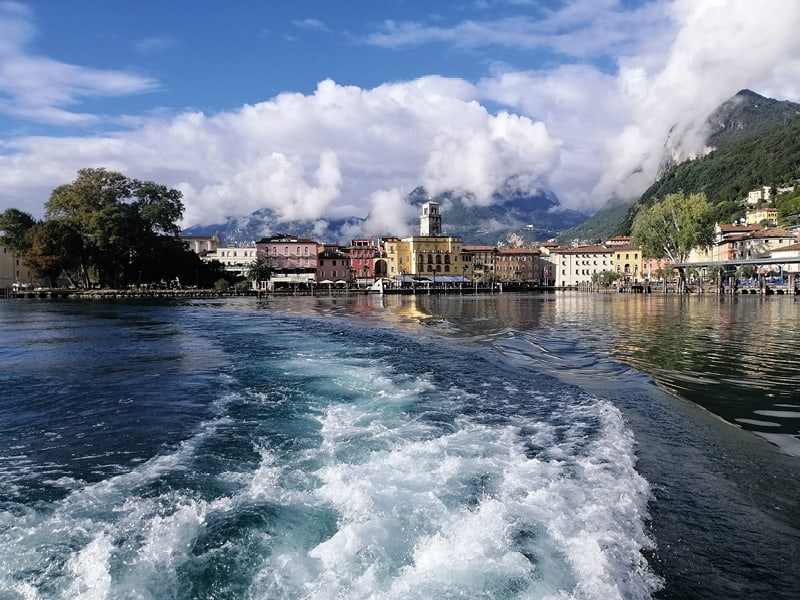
419 201 442 236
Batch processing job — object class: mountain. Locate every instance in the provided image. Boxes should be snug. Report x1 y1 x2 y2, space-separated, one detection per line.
555 202 632 245
558 89 800 242
706 89 800 151
409 186 588 245
182 184 590 247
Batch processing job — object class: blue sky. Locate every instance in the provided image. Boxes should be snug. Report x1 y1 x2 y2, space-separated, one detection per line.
2 0 800 237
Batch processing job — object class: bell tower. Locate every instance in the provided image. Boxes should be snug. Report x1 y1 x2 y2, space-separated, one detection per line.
419 200 442 236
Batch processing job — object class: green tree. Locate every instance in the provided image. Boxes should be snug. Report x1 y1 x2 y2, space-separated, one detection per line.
44 168 184 287
25 220 83 287
0 208 36 254
480 271 500 285
246 257 271 285
631 192 715 264
737 264 756 281
591 269 620 291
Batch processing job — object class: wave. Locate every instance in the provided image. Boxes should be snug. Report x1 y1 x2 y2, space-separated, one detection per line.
0 308 661 599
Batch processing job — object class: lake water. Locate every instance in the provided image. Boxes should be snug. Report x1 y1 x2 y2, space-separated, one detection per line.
0 292 798 599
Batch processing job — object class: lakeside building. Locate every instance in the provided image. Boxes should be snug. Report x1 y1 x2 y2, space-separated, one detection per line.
181 233 222 255
728 227 796 260
712 223 764 262
0 243 45 289
317 244 351 283
384 201 473 283
747 186 773 205
537 242 558 286
551 245 614 289
199 244 257 278
349 238 389 285
607 237 644 282
745 207 779 226
255 234 319 289
495 247 543 284
463 246 496 281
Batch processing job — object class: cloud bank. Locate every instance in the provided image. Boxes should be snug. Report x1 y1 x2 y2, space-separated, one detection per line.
1 0 800 239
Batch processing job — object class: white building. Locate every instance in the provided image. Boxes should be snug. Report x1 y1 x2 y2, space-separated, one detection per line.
729 227 796 260
551 245 614 288
201 244 257 277
746 186 772 205
181 233 222 255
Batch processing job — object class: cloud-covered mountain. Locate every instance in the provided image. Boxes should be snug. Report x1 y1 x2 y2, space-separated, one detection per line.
560 89 800 243
182 183 589 247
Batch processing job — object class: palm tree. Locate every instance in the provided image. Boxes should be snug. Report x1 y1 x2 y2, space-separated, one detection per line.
246 258 271 286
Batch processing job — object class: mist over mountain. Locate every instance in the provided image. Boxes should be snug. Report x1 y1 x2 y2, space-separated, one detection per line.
705 89 800 150
560 89 800 243
184 89 800 248
182 183 589 247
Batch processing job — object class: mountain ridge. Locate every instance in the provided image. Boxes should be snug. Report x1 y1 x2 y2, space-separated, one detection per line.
559 89 800 243
182 184 589 247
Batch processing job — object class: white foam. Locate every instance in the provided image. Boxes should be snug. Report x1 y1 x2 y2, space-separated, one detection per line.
65 533 113 600
245 387 661 599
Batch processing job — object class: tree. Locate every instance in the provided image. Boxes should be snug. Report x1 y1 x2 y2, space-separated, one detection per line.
737 264 756 280
43 168 185 287
631 192 715 264
246 258 271 285
480 271 499 285
591 269 620 291
0 208 36 253
25 220 83 287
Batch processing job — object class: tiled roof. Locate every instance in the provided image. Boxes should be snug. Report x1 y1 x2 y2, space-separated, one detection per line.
551 245 612 254
771 241 800 253
730 227 793 241
497 247 541 255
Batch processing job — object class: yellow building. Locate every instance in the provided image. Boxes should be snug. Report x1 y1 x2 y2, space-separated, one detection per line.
746 207 778 226
384 201 473 281
610 243 645 282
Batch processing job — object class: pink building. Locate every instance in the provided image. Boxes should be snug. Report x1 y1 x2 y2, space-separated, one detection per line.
349 238 388 283
317 244 351 282
255 234 319 285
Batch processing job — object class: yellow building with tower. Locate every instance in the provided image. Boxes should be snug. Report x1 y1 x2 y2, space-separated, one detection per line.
384 201 473 282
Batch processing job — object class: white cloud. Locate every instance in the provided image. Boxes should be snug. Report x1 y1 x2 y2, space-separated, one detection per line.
293 18 328 32
366 0 666 61
423 110 559 204
3 0 800 241
592 0 800 202
133 35 176 55
0 77 561 231
0 1 158 126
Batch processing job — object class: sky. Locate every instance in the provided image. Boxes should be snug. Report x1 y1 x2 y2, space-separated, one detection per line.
2 0 800 239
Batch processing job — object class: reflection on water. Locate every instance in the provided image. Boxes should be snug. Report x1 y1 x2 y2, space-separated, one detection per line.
263 291 800 456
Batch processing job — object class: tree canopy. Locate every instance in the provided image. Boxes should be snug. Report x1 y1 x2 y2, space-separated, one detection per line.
1 168 228 288
0 208 36 254
631 192 715 263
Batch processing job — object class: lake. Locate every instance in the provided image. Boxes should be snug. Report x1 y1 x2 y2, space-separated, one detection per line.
0 292 797 599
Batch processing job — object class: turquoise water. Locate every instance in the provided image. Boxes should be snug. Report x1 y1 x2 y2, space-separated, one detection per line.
0 293 797 599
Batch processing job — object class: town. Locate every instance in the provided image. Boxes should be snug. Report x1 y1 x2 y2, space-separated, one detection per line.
6 185 799 299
